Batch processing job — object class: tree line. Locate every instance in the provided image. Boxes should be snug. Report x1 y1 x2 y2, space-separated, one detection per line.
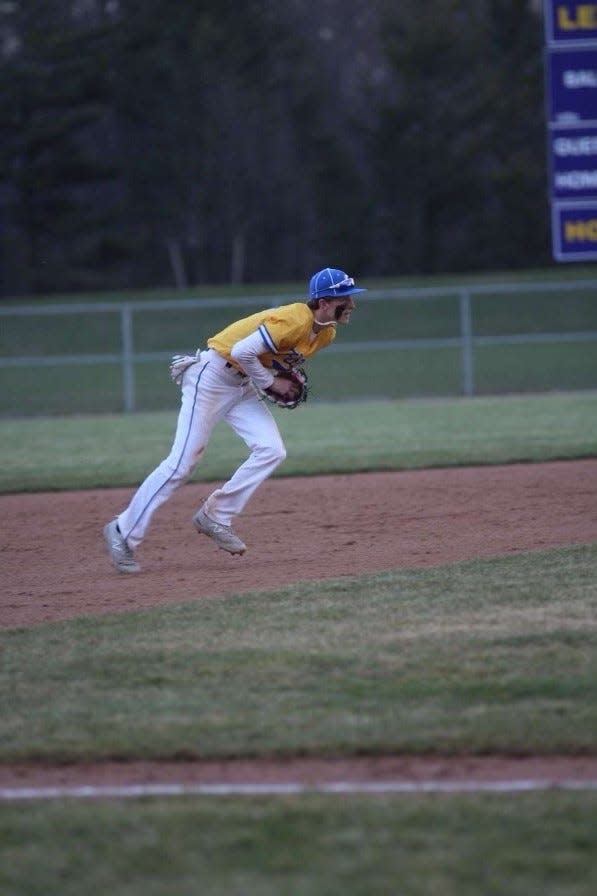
0 0 550 297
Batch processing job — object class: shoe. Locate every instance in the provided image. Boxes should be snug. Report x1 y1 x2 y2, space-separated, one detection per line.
192 504 246 555
103 519 141 573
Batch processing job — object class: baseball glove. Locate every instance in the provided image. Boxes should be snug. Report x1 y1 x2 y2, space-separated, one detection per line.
261 368 309 410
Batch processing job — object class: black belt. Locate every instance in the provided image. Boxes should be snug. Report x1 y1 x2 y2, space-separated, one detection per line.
225 361 248 379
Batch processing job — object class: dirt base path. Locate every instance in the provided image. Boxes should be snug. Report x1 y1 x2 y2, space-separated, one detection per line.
2 459 596 630
2 460 596 793
2 755 597 794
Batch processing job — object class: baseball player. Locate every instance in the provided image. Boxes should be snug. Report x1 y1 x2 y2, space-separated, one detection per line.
103 267 366 572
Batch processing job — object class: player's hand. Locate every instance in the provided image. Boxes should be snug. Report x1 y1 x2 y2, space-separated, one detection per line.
267 375 297 397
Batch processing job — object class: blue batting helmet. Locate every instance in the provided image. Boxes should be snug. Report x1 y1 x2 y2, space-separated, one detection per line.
308 268 367 301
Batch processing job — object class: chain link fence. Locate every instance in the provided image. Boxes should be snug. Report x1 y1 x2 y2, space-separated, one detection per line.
1 280 597 416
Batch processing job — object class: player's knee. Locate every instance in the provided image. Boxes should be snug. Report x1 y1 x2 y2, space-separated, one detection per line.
163 465 189 484
163 453 198 482
269 442 287 466
257 441 286 467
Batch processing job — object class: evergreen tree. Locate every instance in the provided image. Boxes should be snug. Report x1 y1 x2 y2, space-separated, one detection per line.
482 0 550 268
0 0 552 296
372 0 549 274
0 1 125 294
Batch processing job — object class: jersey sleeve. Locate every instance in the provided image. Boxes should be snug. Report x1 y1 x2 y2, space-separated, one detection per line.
256 305 310 353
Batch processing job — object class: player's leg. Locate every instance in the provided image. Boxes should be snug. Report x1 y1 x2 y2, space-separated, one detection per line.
115 357 229 550
200 388 286 526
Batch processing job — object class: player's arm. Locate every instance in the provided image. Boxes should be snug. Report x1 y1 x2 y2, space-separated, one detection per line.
230 331 295 397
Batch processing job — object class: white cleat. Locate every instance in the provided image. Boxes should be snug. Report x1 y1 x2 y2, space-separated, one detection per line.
103 519 141 573
192 505 246 555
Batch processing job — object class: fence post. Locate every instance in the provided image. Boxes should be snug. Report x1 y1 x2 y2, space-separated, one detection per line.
459 289 474 397
121 304 135 413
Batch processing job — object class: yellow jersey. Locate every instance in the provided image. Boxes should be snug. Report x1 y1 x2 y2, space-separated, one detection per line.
207 302 336 372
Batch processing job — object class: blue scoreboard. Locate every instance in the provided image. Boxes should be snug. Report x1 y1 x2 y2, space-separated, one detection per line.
545 1 597 260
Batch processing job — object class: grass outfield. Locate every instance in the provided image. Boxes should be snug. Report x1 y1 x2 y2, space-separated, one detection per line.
2 379 596 892
2 544 596 761
1 544 596 893
1 793 596 896
1 392 597 492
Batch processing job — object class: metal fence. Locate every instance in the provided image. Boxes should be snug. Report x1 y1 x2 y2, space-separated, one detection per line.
1 279 597 412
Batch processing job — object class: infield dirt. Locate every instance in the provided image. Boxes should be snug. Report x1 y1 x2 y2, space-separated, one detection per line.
2 459 596 629
2 459 596 791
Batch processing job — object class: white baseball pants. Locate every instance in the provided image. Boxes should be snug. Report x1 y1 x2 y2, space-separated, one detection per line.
117 349 286 548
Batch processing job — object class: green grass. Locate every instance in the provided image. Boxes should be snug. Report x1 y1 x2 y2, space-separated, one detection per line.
2 544 596 761
1 392 596 492
1 386 595 893
2 276 596 895
1 793 596 896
